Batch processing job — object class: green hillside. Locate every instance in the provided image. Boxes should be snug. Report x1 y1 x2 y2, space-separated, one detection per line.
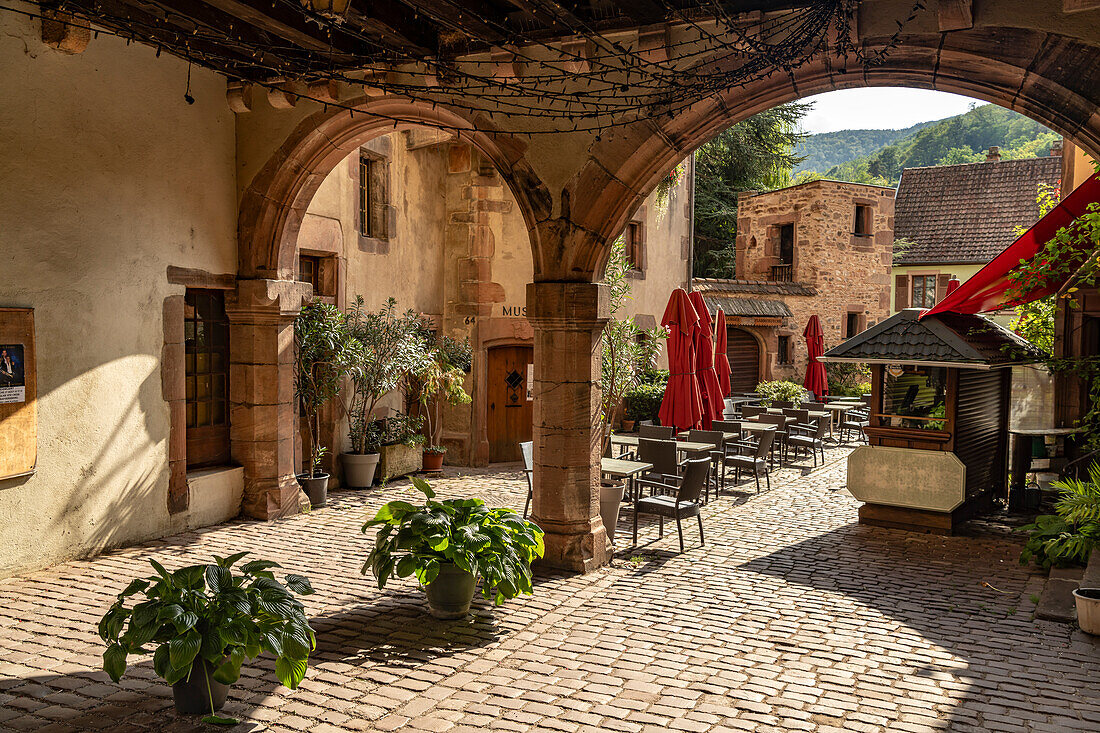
792 121 934 174
800 104 1059 186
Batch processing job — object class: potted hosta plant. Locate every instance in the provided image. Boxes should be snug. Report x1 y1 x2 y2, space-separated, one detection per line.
362 477 544 619
340 297 425 488
97 553 315 724
295 300 357 508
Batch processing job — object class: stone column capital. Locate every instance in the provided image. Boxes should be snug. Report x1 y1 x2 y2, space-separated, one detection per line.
526 281 609 329
225 278 313 325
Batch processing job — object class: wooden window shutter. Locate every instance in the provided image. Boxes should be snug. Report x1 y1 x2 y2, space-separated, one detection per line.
935 273 951 303
894 274 910 310
368 160 389 240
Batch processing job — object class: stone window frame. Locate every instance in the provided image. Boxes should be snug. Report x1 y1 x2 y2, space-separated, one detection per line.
842 308 868 339
297 251 339 302
352 143 394 255
853 202 873 237
623 206 647 280
776 333 793 365
766 219 798 281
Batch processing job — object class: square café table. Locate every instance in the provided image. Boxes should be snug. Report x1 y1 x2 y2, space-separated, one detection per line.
601 457 653 501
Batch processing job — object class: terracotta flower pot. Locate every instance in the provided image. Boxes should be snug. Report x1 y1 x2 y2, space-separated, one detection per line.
422 450 445 472
172 657 229 715
621 419 636 433
424 563 476 619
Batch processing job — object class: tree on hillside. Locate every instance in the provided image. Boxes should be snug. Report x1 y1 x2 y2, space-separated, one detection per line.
693 102 810 278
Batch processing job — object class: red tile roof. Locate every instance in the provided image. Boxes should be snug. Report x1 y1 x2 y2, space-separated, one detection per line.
893 157 1062 265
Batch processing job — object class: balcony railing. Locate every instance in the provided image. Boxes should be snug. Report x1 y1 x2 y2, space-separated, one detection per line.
770 264 793 282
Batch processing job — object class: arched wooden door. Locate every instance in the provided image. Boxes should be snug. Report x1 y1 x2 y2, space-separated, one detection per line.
726 327 761 394
487 345 533 462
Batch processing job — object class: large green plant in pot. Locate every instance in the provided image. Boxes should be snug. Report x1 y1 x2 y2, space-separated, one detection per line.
97 554 315 724
362 477 544 619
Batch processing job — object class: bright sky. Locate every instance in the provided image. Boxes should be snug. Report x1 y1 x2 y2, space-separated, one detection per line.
797 88 988 134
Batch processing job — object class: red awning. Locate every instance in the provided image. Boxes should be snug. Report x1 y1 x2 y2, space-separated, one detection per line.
922 172 1100 318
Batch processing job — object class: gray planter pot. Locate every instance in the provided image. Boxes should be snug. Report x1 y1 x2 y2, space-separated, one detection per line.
600 479 626 545
296 473 329 509
341 452 379 488
171 657 229 715
425 563 477 619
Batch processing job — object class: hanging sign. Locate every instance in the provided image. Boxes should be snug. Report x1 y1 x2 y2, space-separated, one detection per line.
0 308 36 480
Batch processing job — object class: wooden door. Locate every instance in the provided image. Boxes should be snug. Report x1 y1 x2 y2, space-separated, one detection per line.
726 327 760 395
487 346 533 462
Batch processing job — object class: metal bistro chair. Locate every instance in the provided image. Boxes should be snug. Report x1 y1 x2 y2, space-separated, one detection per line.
638 424 675 440
637 438 685 495
787 415 828 467
725 427 775 493
632 457 710 552
687 429 724 499
520 441 534 518
838 407 871 444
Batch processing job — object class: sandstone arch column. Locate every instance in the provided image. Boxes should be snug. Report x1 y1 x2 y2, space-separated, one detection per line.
225 278 311 519
526 280 610 572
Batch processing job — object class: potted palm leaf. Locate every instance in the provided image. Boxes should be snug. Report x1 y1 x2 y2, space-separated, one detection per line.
294 300 357 508
339 297 425 488
97 554 315 724
363 477 544 619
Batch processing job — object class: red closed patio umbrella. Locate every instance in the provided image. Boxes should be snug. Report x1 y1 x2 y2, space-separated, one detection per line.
803 315 828 400
658 289 704 430
714 309 732 400
688 291 725 428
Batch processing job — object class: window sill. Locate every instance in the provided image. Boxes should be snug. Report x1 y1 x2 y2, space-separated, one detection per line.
358 235 390 255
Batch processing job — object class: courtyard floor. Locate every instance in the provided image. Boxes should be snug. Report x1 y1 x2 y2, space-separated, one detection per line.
1 448 1099 732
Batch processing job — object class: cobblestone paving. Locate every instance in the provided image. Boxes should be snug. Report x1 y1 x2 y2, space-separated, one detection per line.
2 446 1099 732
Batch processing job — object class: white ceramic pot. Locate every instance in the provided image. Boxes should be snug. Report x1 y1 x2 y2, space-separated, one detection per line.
600 480 626 545
341 452 379 488
1073 588 1100 635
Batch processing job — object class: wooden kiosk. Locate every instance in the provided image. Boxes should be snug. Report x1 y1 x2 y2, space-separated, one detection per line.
822 308 1044 534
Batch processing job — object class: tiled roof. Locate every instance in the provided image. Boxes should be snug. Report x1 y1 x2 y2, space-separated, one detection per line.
893 156 1062 265
822 308 1045 365
693 278 817 296
700 294 792 319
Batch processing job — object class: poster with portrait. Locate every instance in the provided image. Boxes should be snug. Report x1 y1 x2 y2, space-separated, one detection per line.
0 344 26 404
0 308 36 480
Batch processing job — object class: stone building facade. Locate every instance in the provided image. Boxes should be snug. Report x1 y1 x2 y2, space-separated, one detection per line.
696 180 894 392
296 130 692 471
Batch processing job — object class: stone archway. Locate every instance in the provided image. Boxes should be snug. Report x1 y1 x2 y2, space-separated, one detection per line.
231 96 552 521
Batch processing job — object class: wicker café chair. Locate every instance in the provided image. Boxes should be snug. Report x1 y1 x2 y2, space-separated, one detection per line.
638 424 675 440
520 441 534 518
632 457 710 552
637 438 685 492
787 416 828 467
725 427 775 493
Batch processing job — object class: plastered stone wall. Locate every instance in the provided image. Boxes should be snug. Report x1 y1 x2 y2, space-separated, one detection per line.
0 14 237 577
733 181 895 381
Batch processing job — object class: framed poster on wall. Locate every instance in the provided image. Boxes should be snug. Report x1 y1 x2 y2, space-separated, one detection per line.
0 308 36 480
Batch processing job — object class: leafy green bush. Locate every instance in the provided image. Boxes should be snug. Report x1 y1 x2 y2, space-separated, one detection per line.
826 362 871 398
1020 463 1100 569
380 414 425 447
98 554 315 723
755 380 807 406
624 382 665 422
363 477 545 605
637 368 669 388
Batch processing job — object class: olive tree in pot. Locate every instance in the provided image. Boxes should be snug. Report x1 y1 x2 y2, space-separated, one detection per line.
295 300 358 508
97 554 315 724
416 332 472 472
363 477 544 619
340 297 425 488
598 237 667 542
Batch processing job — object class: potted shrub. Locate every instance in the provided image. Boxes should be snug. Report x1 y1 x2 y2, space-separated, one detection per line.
97 553 315 724
415 333 472 472
623 381 665 431
378 413 426 481
294 300 357 508
755 379 808 407
597 238 667 542
362 477 544 619
340 297 425 488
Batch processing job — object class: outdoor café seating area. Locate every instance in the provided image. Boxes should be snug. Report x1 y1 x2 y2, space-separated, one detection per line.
592 392 871 552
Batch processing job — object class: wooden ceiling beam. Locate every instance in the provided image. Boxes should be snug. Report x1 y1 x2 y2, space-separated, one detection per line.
347 5 436 56
196 0 374 55
398 0 506 45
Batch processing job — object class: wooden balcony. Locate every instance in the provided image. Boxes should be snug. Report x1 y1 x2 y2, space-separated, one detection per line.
770 264 793 282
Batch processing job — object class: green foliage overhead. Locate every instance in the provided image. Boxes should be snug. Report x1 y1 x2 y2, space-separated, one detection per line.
362 477 545 605
693 102 811 278
814 104 1058 186
97 554 316 722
